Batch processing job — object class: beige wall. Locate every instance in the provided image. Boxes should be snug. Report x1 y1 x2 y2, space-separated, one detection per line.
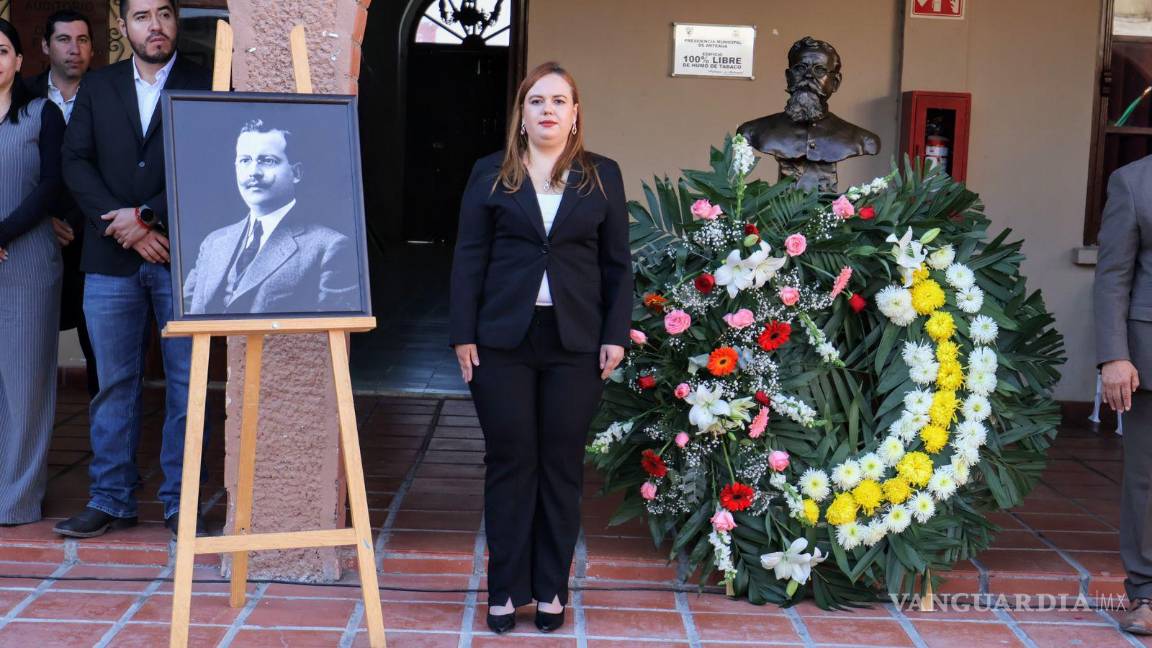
531 0 1102 401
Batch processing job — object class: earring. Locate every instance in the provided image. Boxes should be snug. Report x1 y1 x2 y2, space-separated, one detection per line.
571 123 578 135
520 122 526 135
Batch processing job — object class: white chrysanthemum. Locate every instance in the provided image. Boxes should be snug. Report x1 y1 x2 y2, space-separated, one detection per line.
956 286 985 314
910 492 936 523
862 521 888 547
970 315 999 344
927 467 958 500
927 245 956 270
909 361 941 386
885 504 912 533
859 453 886 481
907 412 931 432
902 341 936 367
800 468 831 502
877 286 916 326
952 439 981 465
950 456 972 485
878 437 906 466
903 390 934 415
961 394 991 423
955 420 988 446
889 415 917 443
966 370 997 396
831 460 863 490
969 347 998 374
945 264 976 290
835 522 862 550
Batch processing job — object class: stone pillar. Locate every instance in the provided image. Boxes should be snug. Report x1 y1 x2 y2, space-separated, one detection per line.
221 0 371 581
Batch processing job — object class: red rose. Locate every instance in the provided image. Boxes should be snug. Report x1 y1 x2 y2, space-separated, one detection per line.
694 273 715 294
755 390 772 407
859 206 876 220
637 375 657 390
849 294 867 313
743 223 759 236
641 449 668 478
720 482 755 512
757 320 792 352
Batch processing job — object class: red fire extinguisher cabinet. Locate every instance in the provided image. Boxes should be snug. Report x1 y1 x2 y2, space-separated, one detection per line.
899 91 972 183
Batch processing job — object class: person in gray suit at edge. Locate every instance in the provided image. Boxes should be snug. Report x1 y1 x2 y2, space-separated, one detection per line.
1095 157 1152 635
183 118 358 315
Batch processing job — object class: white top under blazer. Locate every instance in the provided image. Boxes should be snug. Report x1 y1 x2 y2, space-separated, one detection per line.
534 193 563 306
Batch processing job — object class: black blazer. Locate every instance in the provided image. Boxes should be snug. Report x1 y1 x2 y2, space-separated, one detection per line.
449 151 633 353
62 55 211 276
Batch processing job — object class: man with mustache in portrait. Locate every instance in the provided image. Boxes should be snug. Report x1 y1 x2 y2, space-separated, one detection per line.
738 36 879 192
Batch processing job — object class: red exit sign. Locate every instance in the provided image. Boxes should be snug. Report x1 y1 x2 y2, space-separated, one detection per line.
911 0 964 19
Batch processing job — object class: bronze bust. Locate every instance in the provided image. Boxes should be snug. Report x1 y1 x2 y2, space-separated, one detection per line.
737 36 880 192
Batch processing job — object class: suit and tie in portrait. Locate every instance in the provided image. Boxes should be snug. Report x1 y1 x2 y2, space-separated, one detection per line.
181 119 359 316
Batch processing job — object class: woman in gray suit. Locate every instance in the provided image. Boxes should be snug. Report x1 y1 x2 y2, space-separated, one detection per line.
0 19 66 525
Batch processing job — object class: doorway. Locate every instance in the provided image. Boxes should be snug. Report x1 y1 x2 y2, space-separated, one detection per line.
350 0 527 392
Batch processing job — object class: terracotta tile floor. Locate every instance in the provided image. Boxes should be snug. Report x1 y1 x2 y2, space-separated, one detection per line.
0 386 1145 646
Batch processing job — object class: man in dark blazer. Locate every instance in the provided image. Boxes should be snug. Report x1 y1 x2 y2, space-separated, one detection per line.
55 0 211 540
1095 157 1152 634
183 119 358 315
26 9 99 397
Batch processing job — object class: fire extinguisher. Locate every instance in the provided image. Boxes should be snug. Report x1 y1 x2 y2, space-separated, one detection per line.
925 134 950 173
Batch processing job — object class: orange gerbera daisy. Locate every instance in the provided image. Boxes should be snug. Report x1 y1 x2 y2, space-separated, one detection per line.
707 347 739 377
642 293 668 313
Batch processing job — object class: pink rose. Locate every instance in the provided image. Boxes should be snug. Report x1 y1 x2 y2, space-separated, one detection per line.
779 287 800 306
722 308 755 330
832 195 855 218
768 450 790 472
674 383 691 399
664 309 692 335
710 509 737 533
640 482 658 500
675 432 690 448
830 266 852 299
748 406 769 439
784 233 807 257
690 199 723 221
629 329 647 345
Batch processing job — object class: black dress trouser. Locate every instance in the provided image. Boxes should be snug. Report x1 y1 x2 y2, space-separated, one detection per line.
468 307 604 607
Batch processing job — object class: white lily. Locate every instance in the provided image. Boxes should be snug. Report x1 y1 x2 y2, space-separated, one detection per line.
713 249 751 298
713 243 787 298
760 537 827 586
886 228 928 287
744 242 788 289
685 384 731 431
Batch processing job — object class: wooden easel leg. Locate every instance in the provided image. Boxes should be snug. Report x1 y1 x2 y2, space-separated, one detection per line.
170 334 212 648
230 335 264 608
328 331 387 648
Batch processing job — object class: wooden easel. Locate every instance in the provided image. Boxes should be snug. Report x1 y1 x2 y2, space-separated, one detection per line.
165 23 387 648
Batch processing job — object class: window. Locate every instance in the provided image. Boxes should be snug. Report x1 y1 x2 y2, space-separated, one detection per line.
414 0 510 47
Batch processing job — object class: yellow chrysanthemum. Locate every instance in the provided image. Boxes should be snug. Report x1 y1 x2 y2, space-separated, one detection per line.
897 451 934 487
825 492 859 525
802 499 820 525
929 390 958 427
935 340 960 363
926 311 955 341
912 265 931 284
851 480 884 515
920 424 950 454
911 279 946 315
936 361 965 391
883 477 912 504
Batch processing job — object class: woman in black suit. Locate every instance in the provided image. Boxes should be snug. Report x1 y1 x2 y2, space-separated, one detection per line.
449 61 632 634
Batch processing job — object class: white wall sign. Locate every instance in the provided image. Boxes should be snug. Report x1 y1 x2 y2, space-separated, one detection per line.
671 23 756 80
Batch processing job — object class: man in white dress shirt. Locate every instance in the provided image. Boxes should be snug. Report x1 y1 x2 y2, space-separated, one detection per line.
183 119 359 315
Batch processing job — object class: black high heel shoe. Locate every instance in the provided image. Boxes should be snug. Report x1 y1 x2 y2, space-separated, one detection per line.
534 607 565 633
486 610 516 634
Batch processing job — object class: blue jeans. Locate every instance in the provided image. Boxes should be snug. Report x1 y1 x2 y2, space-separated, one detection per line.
83 264 193 520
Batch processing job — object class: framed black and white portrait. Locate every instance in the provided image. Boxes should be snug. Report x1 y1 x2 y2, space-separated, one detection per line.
162 91 372 320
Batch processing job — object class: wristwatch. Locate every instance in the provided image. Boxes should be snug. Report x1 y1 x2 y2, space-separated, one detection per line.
136 205 157 229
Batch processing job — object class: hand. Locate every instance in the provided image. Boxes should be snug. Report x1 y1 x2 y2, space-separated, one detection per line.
0 246 7 262
599 344 625 380
51 217 75 247
455 344 479 382
132 230 170 264
101 207 148 248
1102 359 1141 413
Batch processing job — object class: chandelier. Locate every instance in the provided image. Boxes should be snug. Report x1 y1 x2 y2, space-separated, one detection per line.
438 0 504 39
